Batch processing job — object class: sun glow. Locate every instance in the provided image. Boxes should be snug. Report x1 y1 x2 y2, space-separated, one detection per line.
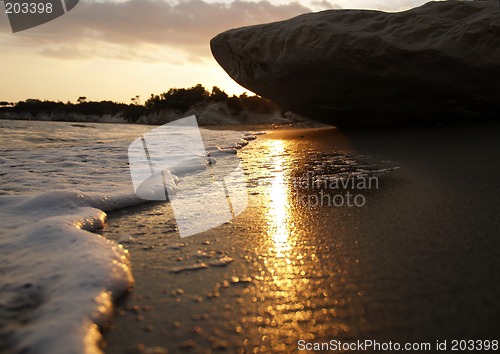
266 139 292 257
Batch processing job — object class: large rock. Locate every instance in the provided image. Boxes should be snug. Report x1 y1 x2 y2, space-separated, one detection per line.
211 0 500 127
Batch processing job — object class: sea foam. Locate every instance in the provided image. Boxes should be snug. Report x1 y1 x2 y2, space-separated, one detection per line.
0 191 134 354
0 119 259 354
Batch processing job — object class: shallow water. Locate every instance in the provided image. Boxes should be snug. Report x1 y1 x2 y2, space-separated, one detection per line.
103 131 398 353
0 119 255 354
3 120 500 353
104 124 500 353
0 120 151 195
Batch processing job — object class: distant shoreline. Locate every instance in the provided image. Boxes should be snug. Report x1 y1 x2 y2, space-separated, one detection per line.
0 104 315 127
0 84 310 126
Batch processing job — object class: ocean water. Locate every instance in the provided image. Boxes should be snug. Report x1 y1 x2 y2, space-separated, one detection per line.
0 119 256 354
0 119 402 354
102 127 400 353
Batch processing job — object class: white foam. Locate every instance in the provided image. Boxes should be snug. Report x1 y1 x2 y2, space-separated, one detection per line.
0 190 136 354
0 119 262 353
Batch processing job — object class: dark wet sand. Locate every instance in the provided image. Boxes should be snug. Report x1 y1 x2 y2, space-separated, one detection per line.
103 122 500 353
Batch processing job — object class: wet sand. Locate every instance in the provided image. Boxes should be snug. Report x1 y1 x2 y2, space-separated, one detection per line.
103 122 500 353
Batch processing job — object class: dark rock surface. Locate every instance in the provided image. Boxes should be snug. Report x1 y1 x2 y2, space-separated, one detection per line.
211 0 500 127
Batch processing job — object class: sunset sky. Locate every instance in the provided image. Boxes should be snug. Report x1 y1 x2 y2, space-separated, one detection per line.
0 0 434 104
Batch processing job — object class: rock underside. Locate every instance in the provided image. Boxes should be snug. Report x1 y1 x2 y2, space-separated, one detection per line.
211 0 500 127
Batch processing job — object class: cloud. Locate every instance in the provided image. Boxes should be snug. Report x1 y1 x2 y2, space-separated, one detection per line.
1 0 439 61
329 0 441 12
309 0 340 11
1 0 312 62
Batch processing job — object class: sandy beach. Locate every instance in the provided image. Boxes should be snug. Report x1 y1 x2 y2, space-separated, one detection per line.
103 121 500 353
2 1 499 353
